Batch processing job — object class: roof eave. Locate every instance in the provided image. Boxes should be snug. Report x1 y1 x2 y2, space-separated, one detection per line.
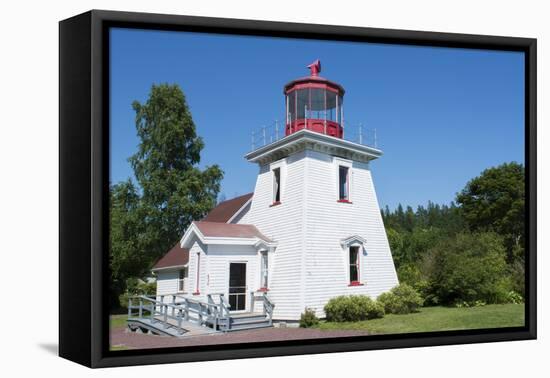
152 263 189 272
180 222 276 249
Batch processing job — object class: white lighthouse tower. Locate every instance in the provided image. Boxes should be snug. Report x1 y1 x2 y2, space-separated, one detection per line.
243 60 399 320
153 60 399 327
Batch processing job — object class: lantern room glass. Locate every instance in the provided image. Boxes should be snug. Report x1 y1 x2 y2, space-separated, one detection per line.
286 88 343 124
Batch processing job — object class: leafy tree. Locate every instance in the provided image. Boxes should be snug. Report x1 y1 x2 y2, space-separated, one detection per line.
110 83 223 308
109 180 147 308
422 232 510 305
456 162 525 262
129 83 224 265
381 162 525 306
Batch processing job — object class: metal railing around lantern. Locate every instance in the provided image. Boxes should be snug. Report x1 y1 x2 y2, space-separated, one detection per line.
250 119 378 151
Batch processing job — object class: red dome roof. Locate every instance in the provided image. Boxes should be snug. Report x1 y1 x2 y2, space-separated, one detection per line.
283 59 345 94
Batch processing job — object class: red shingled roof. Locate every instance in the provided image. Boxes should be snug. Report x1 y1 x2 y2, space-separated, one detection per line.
193 221 272 242
152 243 189 270
153 193 256 270
202 193 253 223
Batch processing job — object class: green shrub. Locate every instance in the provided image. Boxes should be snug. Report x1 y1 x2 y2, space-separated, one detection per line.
324 295 384 322
505 290 524 304
377 284 424 314
299 308 320 328
454 299 487 308
422 232 511 305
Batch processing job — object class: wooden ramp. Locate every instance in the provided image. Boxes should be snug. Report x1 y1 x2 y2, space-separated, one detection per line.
127 317 219 338
126 293 275 337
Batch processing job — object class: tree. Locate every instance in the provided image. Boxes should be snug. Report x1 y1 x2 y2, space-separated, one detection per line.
109 180 148 308
456 162 525 262
129 84 224 264
422 232 510 305
109 83 223 308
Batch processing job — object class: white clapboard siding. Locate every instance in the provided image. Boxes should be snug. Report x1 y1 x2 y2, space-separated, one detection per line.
243 148 398 320
155 142 397 321
156 270 180 297
245 151 306 320
186 242 208 302
303 150 398 317
207 244 259 312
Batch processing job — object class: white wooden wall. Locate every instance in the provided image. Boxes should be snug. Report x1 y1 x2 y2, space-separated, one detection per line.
303 150 398 317
186 241 207 301
207 244 260 312
154 147 397 320
245 151 307 320
156 270 180 297
243 148 398 320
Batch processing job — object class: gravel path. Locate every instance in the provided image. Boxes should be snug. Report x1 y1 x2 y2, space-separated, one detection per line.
110 326 369 350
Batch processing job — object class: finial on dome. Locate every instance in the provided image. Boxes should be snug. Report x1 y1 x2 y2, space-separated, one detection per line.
307 59 321 77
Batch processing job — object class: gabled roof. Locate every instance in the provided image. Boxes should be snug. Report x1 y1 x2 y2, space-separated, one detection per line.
340 235 367 248
181 221 276 250
193 221 272 241
153 193 256 271
202 193 253 223
152 243 189 271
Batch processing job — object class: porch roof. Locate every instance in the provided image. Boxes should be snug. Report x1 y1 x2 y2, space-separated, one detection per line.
181 221 276 249
193 221 273 241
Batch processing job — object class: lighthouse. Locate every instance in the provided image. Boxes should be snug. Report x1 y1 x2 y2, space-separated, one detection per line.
243 60 399 319
154 60 398 325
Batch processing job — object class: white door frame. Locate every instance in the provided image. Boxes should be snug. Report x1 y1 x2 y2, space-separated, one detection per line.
228 261 248 313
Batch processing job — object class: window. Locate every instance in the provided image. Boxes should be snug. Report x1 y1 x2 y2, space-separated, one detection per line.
260 251 269 289
272 168 281 204
338 165 349 201
178 267 188 292
349 246 360 284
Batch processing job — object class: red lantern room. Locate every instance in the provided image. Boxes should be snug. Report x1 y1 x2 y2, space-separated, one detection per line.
284 60 345 138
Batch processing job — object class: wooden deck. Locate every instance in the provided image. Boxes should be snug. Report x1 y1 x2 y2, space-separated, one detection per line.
126 294 275 337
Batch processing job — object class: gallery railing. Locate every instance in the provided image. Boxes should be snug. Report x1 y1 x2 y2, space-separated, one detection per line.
250 119 378 151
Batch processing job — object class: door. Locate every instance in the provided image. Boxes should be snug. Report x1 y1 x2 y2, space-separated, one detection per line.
228 262 247 312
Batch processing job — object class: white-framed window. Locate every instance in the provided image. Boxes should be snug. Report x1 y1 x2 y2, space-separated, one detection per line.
349 246 360 285
178 267 188 292
338 165 350 201
260 251 269 289
272 167 281 204
334 157 352 203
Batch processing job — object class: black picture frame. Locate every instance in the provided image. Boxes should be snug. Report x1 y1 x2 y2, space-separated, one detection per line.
59 9 537 368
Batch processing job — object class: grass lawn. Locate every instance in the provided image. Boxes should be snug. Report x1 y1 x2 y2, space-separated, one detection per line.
110 314 128 329
318 304 524 334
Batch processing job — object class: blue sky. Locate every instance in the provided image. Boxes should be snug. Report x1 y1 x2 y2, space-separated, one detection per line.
110 28 524 210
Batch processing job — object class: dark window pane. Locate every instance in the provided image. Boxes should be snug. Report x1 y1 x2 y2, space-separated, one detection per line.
229 295 237 309
349 247 358 264
273 168 280 202
350 265 358 282
339 166 349 200
229 263 246 287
